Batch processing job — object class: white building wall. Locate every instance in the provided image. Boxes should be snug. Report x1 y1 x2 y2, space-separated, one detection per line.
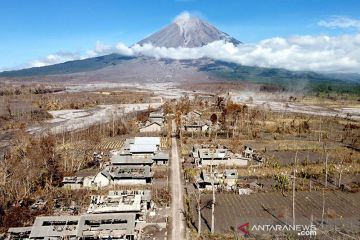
93 173 110 187
140 124 162 132
112 179 147 185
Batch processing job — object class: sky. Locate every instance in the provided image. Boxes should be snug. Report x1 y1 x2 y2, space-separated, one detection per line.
1 0 360 72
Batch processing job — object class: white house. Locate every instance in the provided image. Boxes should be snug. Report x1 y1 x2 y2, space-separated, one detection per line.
149 110 165 124
183 121 210 133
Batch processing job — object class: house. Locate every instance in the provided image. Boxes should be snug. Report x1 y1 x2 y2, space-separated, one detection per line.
87 190 152 215
149 110 165 124
111 155 154 166
192 145 249 166
120 137 161 156
133 137 160 146
183 121 210 133
93 170 111 187
62 176 84 189
224 169 238 187
152 152 170 165
196 170 220 190
129 144 159 156
83 176 95 188
94 165 153 186
195 169 239 191
129 137 160 156
243 145 254 158
241 145 265 163
194 148 229 165
139 121 163 133
185 110 202 120
7 227 32 240
8 213 138 240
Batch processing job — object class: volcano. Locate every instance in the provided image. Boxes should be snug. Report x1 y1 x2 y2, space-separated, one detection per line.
137 12 241 48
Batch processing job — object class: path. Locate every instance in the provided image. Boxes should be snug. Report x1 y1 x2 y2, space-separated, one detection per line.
170 119 185 240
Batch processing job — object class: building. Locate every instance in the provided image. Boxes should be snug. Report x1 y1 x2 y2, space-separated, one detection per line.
184 110 202 120
139 121 162 133
7 227 32 240
223 169 238 187
94 165 153 186
149 110 165 124
196 170 220 190
120 137 161 157
192 144 248 166
87 190 152 216
241 145 265 163
196 169 238 191
152 152 170 165
62 176 84 190
133 137 160 146
183 121 210 133
121 137 161 152
111 155 154 166
8 213 137 240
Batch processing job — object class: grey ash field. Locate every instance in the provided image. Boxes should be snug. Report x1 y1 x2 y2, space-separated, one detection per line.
1 79 359 240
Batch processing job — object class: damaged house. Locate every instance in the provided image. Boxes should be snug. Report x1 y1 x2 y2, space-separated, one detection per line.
192 145 248 166
8 213 138 240
94 165 153 186
87 190 152 217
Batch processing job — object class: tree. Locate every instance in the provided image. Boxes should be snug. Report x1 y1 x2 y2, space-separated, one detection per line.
274 173 289 195
210 113 218 125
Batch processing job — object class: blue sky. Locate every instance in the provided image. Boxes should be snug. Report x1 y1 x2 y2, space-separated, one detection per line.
1 0 360 70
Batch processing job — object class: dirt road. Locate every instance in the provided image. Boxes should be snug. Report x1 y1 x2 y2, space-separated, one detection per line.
170 120 185 240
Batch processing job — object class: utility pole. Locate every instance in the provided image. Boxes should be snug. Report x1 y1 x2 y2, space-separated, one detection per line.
195 182 202 237
321 189 325 229
211 150 215 234
325 153 328 188
292 150 298 226
319 116 322 142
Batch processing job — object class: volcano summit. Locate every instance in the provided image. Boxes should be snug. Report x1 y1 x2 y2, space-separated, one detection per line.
137 12 241 48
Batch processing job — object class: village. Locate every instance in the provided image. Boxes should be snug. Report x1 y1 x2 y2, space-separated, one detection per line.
1 87 360 240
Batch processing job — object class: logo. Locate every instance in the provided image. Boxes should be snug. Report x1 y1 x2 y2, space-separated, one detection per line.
237 223 317 237
238 222 250 236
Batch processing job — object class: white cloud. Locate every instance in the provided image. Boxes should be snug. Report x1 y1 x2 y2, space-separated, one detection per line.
174 11 191 24
29 52 81 68
126 34 360 73
16 33 360 74
318 16 360 30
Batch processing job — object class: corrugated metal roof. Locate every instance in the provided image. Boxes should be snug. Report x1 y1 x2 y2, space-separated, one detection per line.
133 137 160 146
152 152 169 160
111 155 153 165
130 144 158 153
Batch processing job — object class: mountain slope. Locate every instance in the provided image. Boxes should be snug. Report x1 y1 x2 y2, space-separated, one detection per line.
1 56 359 94
0 54 134 77
196 60 360 93
137 13 241 48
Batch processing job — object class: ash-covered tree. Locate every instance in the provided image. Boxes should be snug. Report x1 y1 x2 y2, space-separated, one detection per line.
210 113 218 125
